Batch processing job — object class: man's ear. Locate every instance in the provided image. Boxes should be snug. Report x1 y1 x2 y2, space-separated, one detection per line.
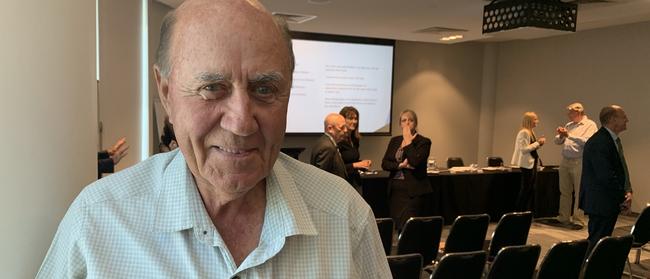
154 65 172 123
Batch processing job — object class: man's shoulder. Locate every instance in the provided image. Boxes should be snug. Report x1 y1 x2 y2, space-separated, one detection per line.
77 151 178 207
585 128 612 151
276 154 371 218
586 128 607 142
312 134 334 148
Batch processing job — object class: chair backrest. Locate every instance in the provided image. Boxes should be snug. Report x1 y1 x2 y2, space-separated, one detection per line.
631 205 650 245
579 234 633 279
487 211 533 260
397 216 444 265
536 239 589 279
444 213 490 254
446 157 464 168
387 253 422 279
376 218 394 255
486 156 504 167
486 244 541 279
430 251 486 279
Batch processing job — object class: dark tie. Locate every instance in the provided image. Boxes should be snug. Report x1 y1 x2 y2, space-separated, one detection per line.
615 138 631 191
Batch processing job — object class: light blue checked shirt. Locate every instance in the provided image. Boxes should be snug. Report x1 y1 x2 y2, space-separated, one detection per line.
38 150 390 278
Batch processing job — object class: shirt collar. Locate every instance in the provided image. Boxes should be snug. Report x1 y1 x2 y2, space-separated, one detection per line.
152 149 211 233
151 151 317 238
604 126 618 142
264 154 318 238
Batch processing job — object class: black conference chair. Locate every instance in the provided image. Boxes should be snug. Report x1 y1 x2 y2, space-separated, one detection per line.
441 214 490 255
376 218 394 255
536 239 589 279
486 244 541 279
430 251 486 279
397 216 444 266
626 204 650 278
446 157 464 168
486 211 533 261
486 156 504 167
387 253 422 279
579 234 633 279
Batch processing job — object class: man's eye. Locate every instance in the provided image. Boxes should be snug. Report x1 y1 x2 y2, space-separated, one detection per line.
251 85 278 102
197 84 227 100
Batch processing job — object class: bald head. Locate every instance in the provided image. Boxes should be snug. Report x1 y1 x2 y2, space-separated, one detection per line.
155 0 294 78
600 105 628 135
324 113 348 143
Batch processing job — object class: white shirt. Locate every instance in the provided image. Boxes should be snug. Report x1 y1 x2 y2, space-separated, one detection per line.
38 150 390 278
554 116 598 159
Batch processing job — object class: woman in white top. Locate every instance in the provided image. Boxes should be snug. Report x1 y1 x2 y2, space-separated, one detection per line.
511 112 546 211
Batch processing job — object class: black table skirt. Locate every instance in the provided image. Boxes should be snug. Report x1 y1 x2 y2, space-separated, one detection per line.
361 169 560 224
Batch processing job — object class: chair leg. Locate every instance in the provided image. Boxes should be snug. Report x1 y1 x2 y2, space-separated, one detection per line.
634 247 641 264
626 258 633 279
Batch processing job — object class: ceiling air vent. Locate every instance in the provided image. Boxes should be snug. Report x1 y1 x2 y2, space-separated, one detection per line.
415 26 469 34
272 12 317 24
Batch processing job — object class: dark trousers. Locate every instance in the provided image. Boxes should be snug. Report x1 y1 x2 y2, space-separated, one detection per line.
389 179 426 231
586 214 619 255
516 166 537 212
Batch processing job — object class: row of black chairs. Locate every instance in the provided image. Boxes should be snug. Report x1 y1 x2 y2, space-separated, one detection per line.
382 205 650 279
389 236 632 279
445 156 504 168
378 211 532 265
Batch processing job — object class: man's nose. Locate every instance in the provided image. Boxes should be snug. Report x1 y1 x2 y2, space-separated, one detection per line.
220 89 259 137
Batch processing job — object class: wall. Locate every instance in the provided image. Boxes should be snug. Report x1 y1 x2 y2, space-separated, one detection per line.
492 21 650 212
98 0 143 169
0 0 97 277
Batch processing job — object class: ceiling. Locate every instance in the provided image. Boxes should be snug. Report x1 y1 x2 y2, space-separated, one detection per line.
156 0 650 44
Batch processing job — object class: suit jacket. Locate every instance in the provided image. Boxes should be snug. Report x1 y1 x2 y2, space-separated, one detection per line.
510 129 541 169
382 134 432 197
310 134 348 180
338 136 361 187
579 127 626 216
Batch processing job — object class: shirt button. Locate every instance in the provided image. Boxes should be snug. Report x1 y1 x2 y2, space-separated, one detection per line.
203 231 207 235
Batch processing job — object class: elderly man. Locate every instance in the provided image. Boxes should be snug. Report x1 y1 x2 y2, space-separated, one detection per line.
553 103 597 229
579 105 633 252
37 1 389 277
310 113 349 181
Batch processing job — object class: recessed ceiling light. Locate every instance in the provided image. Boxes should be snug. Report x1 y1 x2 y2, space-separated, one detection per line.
272 12 318 24
440 35 464 41
308 0 332 5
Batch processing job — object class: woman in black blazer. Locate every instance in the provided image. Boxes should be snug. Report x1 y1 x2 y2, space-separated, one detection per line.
338 106 372 193
382 109 432 231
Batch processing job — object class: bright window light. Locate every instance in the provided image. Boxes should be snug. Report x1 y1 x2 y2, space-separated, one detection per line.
140 0 149 161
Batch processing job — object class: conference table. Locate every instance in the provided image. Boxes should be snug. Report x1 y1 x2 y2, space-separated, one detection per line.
360 168 560 224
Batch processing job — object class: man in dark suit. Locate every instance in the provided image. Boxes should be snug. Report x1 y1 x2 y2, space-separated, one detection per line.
310 113 349 180
579 105 633 252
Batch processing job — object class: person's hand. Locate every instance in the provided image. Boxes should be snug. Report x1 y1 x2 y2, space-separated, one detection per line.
398 159 409 169
398 159 414 170
537 137 546 146
556 127 568 138
354 159 372 170
108 137 127 156
109 138 129 165
621 192 633 214
401 126 413 147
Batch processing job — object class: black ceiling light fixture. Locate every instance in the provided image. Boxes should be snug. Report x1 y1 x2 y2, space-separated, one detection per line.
482 0 578 34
